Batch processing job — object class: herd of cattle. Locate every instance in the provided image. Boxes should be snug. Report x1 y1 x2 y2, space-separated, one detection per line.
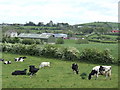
0 57 112 80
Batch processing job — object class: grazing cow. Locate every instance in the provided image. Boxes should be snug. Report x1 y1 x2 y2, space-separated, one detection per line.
12 69 27 75
4 61 11 64
0 59 4 62
72 63 79 74
15 57 27 62
39 62 50 68
29 65 39 76
88 66 112 80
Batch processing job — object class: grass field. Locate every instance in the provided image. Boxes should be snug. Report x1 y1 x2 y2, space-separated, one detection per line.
1 53 118 88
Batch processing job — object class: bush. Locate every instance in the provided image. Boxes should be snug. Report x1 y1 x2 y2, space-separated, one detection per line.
56 38 64 44
79 48 114 64
54 47 65 59
76 38 89 44
34 39 43 44
22 39 36 45
41 44 58 58
2 37 20 44
63 47 80 60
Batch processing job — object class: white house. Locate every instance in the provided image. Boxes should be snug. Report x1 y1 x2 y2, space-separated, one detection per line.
5 30 18 37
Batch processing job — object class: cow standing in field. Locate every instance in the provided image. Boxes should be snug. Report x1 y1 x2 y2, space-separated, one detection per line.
29 65 39 76
72 63 79 74
39 62 50 68
88 66 112 80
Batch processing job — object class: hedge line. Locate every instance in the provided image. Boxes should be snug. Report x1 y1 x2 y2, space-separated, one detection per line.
89 39 118 43
1 43 117 64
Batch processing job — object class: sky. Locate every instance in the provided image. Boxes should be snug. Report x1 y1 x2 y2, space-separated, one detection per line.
0 0 119 25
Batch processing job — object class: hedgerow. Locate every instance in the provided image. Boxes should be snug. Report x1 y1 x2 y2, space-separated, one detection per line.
1 43 116 64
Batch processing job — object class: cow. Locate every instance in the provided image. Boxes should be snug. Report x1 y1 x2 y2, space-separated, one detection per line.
29 65 39 76
39 62 50 68
4 61 11 64
0 59 4 62
71 63 79 74
12 69 27 75
15 57 27 62
88 66 112 80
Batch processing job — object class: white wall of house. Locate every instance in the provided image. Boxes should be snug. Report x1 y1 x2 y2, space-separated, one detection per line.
10 32 18 37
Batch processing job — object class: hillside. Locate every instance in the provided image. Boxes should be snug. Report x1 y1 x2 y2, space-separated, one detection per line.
75 22 118 29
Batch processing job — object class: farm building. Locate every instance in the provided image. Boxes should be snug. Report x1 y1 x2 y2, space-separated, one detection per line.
54 33 68 39
17 33 55 44
111 30 120 33
5 30 18 37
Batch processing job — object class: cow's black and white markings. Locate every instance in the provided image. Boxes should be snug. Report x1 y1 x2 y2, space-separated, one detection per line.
88 66 112 80
72 63 79 74
0 59 4 62
29 65 39 76
4 61 11 64
15 57 27 62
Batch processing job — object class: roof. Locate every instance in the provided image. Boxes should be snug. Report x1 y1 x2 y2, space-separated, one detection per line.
18 33 54 39
54 33 67 38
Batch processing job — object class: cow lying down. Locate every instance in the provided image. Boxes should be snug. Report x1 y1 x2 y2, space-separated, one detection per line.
88 66 112 80
12 69 27 75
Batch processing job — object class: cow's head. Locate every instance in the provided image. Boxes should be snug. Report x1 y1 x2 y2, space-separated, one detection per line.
88 70 97 80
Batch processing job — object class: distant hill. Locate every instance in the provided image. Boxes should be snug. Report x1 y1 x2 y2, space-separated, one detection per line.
75 22 118 29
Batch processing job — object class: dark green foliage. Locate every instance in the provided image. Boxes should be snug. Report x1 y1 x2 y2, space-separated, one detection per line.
22 39 36 45
1 43 115 64
80 73 87 79
63 47 80 60
79 48 114 64
2 37 20 44
89 39 117 43
34 39 43 44
56 38 64 44
41 44 58 58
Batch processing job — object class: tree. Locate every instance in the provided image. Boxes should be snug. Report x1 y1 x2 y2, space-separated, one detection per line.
24 21 36 26
38 22 44 26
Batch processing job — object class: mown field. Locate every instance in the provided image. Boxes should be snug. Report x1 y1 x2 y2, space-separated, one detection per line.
1 53 118 88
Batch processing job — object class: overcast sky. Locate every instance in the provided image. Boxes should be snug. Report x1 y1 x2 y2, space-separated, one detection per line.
0 0 119 25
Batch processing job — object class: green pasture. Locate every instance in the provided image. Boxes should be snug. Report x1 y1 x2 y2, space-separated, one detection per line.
1 53 118 88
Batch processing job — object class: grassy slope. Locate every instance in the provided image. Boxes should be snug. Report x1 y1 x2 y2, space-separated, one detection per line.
76 22 118 28
2 53 118 88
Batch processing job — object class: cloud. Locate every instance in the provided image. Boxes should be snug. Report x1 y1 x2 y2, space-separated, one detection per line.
0 0 118 24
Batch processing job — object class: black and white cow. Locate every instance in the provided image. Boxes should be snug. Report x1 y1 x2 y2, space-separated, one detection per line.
88 66 112 80
4 61 11 64
72 63 79 74
15 57 27 62
0 59 4 62
29 65 39 76
12 69 27 75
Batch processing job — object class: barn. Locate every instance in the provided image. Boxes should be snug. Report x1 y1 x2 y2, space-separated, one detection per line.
53 33 68 39
17 33 55 44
